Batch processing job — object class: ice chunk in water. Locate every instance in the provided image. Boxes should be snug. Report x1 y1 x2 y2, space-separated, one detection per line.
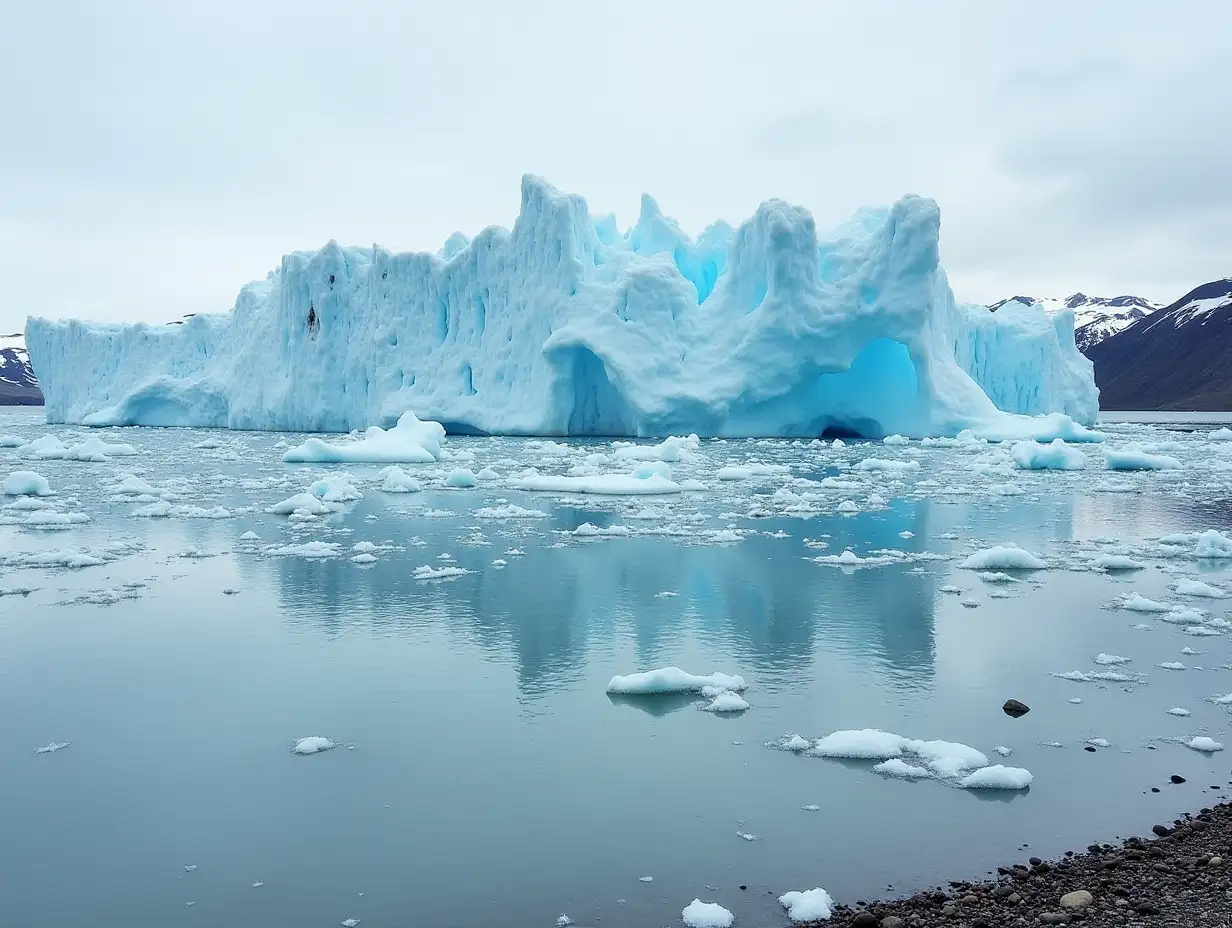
779 888 835 924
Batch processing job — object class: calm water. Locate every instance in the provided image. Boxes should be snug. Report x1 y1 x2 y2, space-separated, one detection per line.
2 406 1231 928
1098 410 1232 427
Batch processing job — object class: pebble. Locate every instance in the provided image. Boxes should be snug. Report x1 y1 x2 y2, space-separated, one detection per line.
1040 915 1072 926
880 918 906 928
1059 890 1094 909
852 913 878 928
1153 824 1172 837
1211 856 1224 866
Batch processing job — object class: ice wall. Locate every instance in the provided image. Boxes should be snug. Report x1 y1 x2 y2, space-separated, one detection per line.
26 176 1099 438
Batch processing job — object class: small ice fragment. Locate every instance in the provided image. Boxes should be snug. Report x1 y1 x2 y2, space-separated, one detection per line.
556 916 573 927
785 734 813 752
184 864 198 872
960 544 1046 571
1086 738 1112 748
1166 707 1191 717
1093 653 1131 665
639 876 654 883
801 804 820 811
292 736 337 755
606 667 747 695
1187 737 1224 752
703 692 750 713
682 900 734 928
993 745 1012 756
252 882 264 888
736 831 758 841
1158 661 1186 670
779 888 835 924
872 758 930 779
35 741 70 754
1068 697 1083 704
341 920 360 928
959 765 1033 789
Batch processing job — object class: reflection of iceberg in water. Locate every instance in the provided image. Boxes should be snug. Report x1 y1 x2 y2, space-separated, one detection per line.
255 497 943 696
254 488 1081 698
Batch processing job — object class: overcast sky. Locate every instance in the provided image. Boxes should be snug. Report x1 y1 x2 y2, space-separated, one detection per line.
2 1 1229 333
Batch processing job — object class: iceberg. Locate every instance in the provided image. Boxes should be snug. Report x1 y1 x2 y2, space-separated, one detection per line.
27 177 1098 439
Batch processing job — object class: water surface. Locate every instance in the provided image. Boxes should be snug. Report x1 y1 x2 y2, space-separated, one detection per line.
2 407 1230 927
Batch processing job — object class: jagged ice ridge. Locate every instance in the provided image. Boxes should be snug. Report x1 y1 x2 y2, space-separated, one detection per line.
27 176 1099 438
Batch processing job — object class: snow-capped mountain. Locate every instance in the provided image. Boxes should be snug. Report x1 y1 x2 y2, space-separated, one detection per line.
1088 278 1232 410
0 333 44 405
989 293 1161 353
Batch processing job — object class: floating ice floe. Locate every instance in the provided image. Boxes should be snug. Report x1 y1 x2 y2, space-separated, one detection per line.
3 471 53 496
959 765 1034 790
702 692 750 713
1092 653 1131 665
283 411 444 464
518 471 681 495
292 737 336 755
412 565 471 581
606 667 746 695
1187 737 1223 752
801 728 1031 789
569 522 632 537
682 900 733 928
960 544 1046 570
1105 448 1182 471
15 434 138 462
1173 578 1227 598
1120 594 1172 613
872 758 930 779
444 468 477 488
779 888 835 924
613 435 699 462
855 457 919 473
1011 439 1086 471
1052 669 1138 683
114 474 158 495
266 542 343 559
1158 662 1186 670
472 503 545 519
379 465 422 493
130 501 234 519
1091 554 1145 571
1167 707 1191 717
267 493 333 516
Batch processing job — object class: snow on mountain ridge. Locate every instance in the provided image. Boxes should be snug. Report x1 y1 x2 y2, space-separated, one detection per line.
26 176 1099 438
989 293 1161 352
0 332 44 405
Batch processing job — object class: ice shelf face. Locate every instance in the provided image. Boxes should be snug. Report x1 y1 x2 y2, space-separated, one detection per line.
26 176 1099 438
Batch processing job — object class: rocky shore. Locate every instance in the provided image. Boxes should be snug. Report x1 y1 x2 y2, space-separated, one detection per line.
820 801 1232 928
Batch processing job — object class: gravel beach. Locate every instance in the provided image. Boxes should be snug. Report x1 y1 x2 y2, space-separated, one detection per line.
817 800 1232 928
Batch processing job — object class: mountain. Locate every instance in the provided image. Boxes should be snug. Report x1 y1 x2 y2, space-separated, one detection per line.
0 333 43 405
989 293 1162 352
1087 278 1232 410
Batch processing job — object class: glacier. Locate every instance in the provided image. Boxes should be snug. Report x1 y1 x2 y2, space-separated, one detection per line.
26 176 1099 439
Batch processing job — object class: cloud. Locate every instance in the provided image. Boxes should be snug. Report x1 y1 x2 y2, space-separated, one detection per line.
1 0 1229 328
